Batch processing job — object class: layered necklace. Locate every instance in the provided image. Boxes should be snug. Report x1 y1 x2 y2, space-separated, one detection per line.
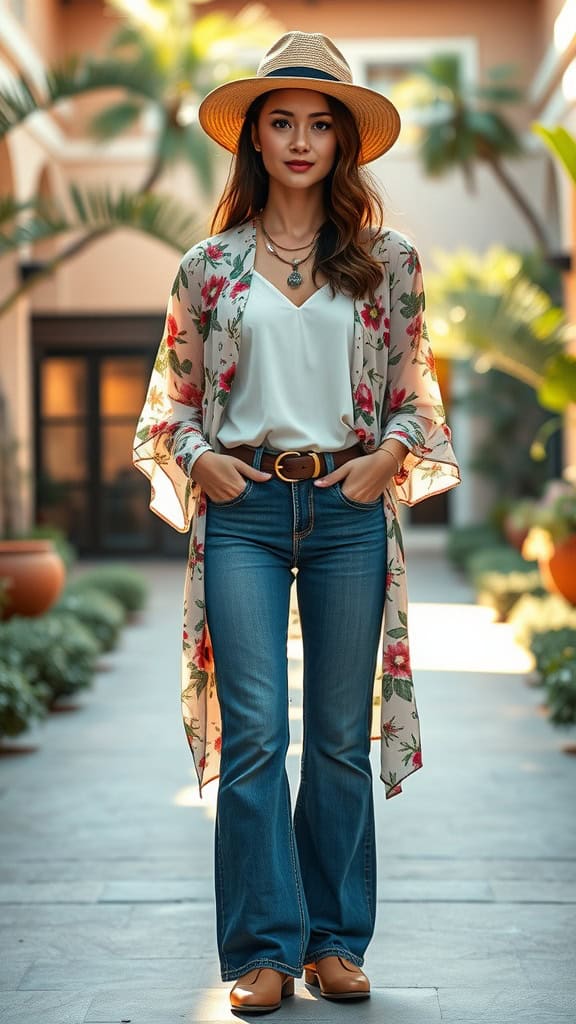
259 218 320 289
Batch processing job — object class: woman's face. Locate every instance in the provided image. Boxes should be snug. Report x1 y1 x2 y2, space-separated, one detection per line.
252 89 338 190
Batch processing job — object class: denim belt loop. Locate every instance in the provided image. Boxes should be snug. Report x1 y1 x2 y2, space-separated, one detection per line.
252 445 265 471
323 452 335 474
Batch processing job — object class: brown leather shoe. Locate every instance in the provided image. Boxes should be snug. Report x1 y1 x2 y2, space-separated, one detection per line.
230 967 295 1014
304 955 370 1000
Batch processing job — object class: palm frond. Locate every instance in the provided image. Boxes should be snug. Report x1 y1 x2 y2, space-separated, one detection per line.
419 54 462 94
88 100 146 140
0 186 200 255
0 57 161 140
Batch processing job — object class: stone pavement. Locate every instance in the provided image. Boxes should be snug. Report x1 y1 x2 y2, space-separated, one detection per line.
1 539 576 1024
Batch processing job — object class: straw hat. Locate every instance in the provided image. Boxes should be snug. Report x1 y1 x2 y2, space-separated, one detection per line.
198 31 401 165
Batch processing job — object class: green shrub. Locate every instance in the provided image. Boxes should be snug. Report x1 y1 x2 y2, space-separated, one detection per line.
509 593 576 648
0 661 48 739
0 613 99 704
543 662 576 726
466 545 535 582
53 588 125 653
68 566 148 614
476 569 545 620
530 628 576 676
446 524 502 570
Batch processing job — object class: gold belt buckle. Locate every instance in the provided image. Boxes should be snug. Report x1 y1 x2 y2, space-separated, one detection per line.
274 450 322 482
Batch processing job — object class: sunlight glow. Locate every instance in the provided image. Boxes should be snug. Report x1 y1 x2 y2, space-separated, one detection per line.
555 0 576 52
562 59 576 102
408 603 534 674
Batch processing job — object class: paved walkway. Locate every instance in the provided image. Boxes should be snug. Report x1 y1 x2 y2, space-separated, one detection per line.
1 541 576 1024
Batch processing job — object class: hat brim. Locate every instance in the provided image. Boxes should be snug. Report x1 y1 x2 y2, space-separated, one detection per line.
198 77 401 165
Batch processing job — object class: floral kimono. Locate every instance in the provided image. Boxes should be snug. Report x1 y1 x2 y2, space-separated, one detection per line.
133 218 460 800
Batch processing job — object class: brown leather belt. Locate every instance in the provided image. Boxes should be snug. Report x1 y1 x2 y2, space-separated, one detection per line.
227 443 365 482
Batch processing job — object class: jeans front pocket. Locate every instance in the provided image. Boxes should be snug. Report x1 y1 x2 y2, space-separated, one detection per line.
208 478 254 508
333 482 382 510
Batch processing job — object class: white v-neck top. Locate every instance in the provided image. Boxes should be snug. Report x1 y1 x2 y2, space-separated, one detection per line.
217 270 358 452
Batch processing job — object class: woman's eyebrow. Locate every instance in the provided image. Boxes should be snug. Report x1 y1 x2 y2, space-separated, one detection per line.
267 108 332 117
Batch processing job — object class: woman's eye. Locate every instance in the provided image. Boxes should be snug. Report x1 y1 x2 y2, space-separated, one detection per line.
271 119 290 129
313 121 332 131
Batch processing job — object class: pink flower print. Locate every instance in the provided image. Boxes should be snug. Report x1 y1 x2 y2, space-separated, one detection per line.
219 364 236 393
197 492 207 518
201 275 226 310
382 316 390 347
195 625 214 672
425 348 436 373
206 244 224 261
198 756 206 770
166 314 179 348
442 423 452 441
149 419 169 436
214 735 222 753
412 749 422 768
383 641 411 679
405 249 421 274
386 571 393 591
389 387 406 412
183 629 189 641
176 380 203 407
406 315 423 345
230 280 250 299
354 381 373 413
354 427 376 445
383 717 401 741
360 296 385 330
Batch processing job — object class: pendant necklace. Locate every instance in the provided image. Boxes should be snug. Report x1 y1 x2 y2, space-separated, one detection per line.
259 219 318 289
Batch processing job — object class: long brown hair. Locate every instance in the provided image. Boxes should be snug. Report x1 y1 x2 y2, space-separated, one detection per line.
210 92 385 299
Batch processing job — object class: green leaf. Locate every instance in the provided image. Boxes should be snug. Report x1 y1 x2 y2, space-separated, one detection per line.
168 348 182 378
533 123 576 185
538 354 576 412
387 626 408 639
394 679 414 701
88 100 144 140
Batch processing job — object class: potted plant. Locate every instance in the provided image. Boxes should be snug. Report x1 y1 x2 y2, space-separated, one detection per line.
0 392 66 619
503 497 539 552
522 480 576 604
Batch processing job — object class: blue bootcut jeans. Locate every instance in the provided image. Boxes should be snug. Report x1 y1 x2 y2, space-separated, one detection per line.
204 446 388 982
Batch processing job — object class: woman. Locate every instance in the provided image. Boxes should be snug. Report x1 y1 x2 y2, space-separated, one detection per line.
133 30 460 1015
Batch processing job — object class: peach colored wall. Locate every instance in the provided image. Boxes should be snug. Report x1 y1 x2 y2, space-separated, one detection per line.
19 0 63 65
199 0 541 86
539 0 566 48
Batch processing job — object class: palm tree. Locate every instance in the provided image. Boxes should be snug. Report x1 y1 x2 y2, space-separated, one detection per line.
412 54 552 253
427 245 573 408
0 0 281 315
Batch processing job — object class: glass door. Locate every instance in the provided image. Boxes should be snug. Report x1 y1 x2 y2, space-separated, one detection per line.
36 350 186 555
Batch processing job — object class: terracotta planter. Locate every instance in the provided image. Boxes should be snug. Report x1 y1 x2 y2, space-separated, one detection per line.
0 540 66 619
539 535 576 606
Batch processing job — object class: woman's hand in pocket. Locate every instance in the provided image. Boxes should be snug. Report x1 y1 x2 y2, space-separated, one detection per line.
314 450 397 504
191 451 271 503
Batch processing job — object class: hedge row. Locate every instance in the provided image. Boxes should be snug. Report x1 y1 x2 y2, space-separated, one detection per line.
0 566 148 741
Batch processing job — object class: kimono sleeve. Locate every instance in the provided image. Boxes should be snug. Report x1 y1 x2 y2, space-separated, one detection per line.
132 248 212 532
381 239 461 506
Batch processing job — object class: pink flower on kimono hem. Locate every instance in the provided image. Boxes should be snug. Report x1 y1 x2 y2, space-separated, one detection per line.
383 641 411 678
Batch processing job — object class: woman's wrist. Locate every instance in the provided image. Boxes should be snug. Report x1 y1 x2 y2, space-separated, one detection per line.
374 444 403 476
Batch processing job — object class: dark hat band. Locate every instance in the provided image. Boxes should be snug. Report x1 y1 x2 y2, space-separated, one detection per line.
264 66 340 82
